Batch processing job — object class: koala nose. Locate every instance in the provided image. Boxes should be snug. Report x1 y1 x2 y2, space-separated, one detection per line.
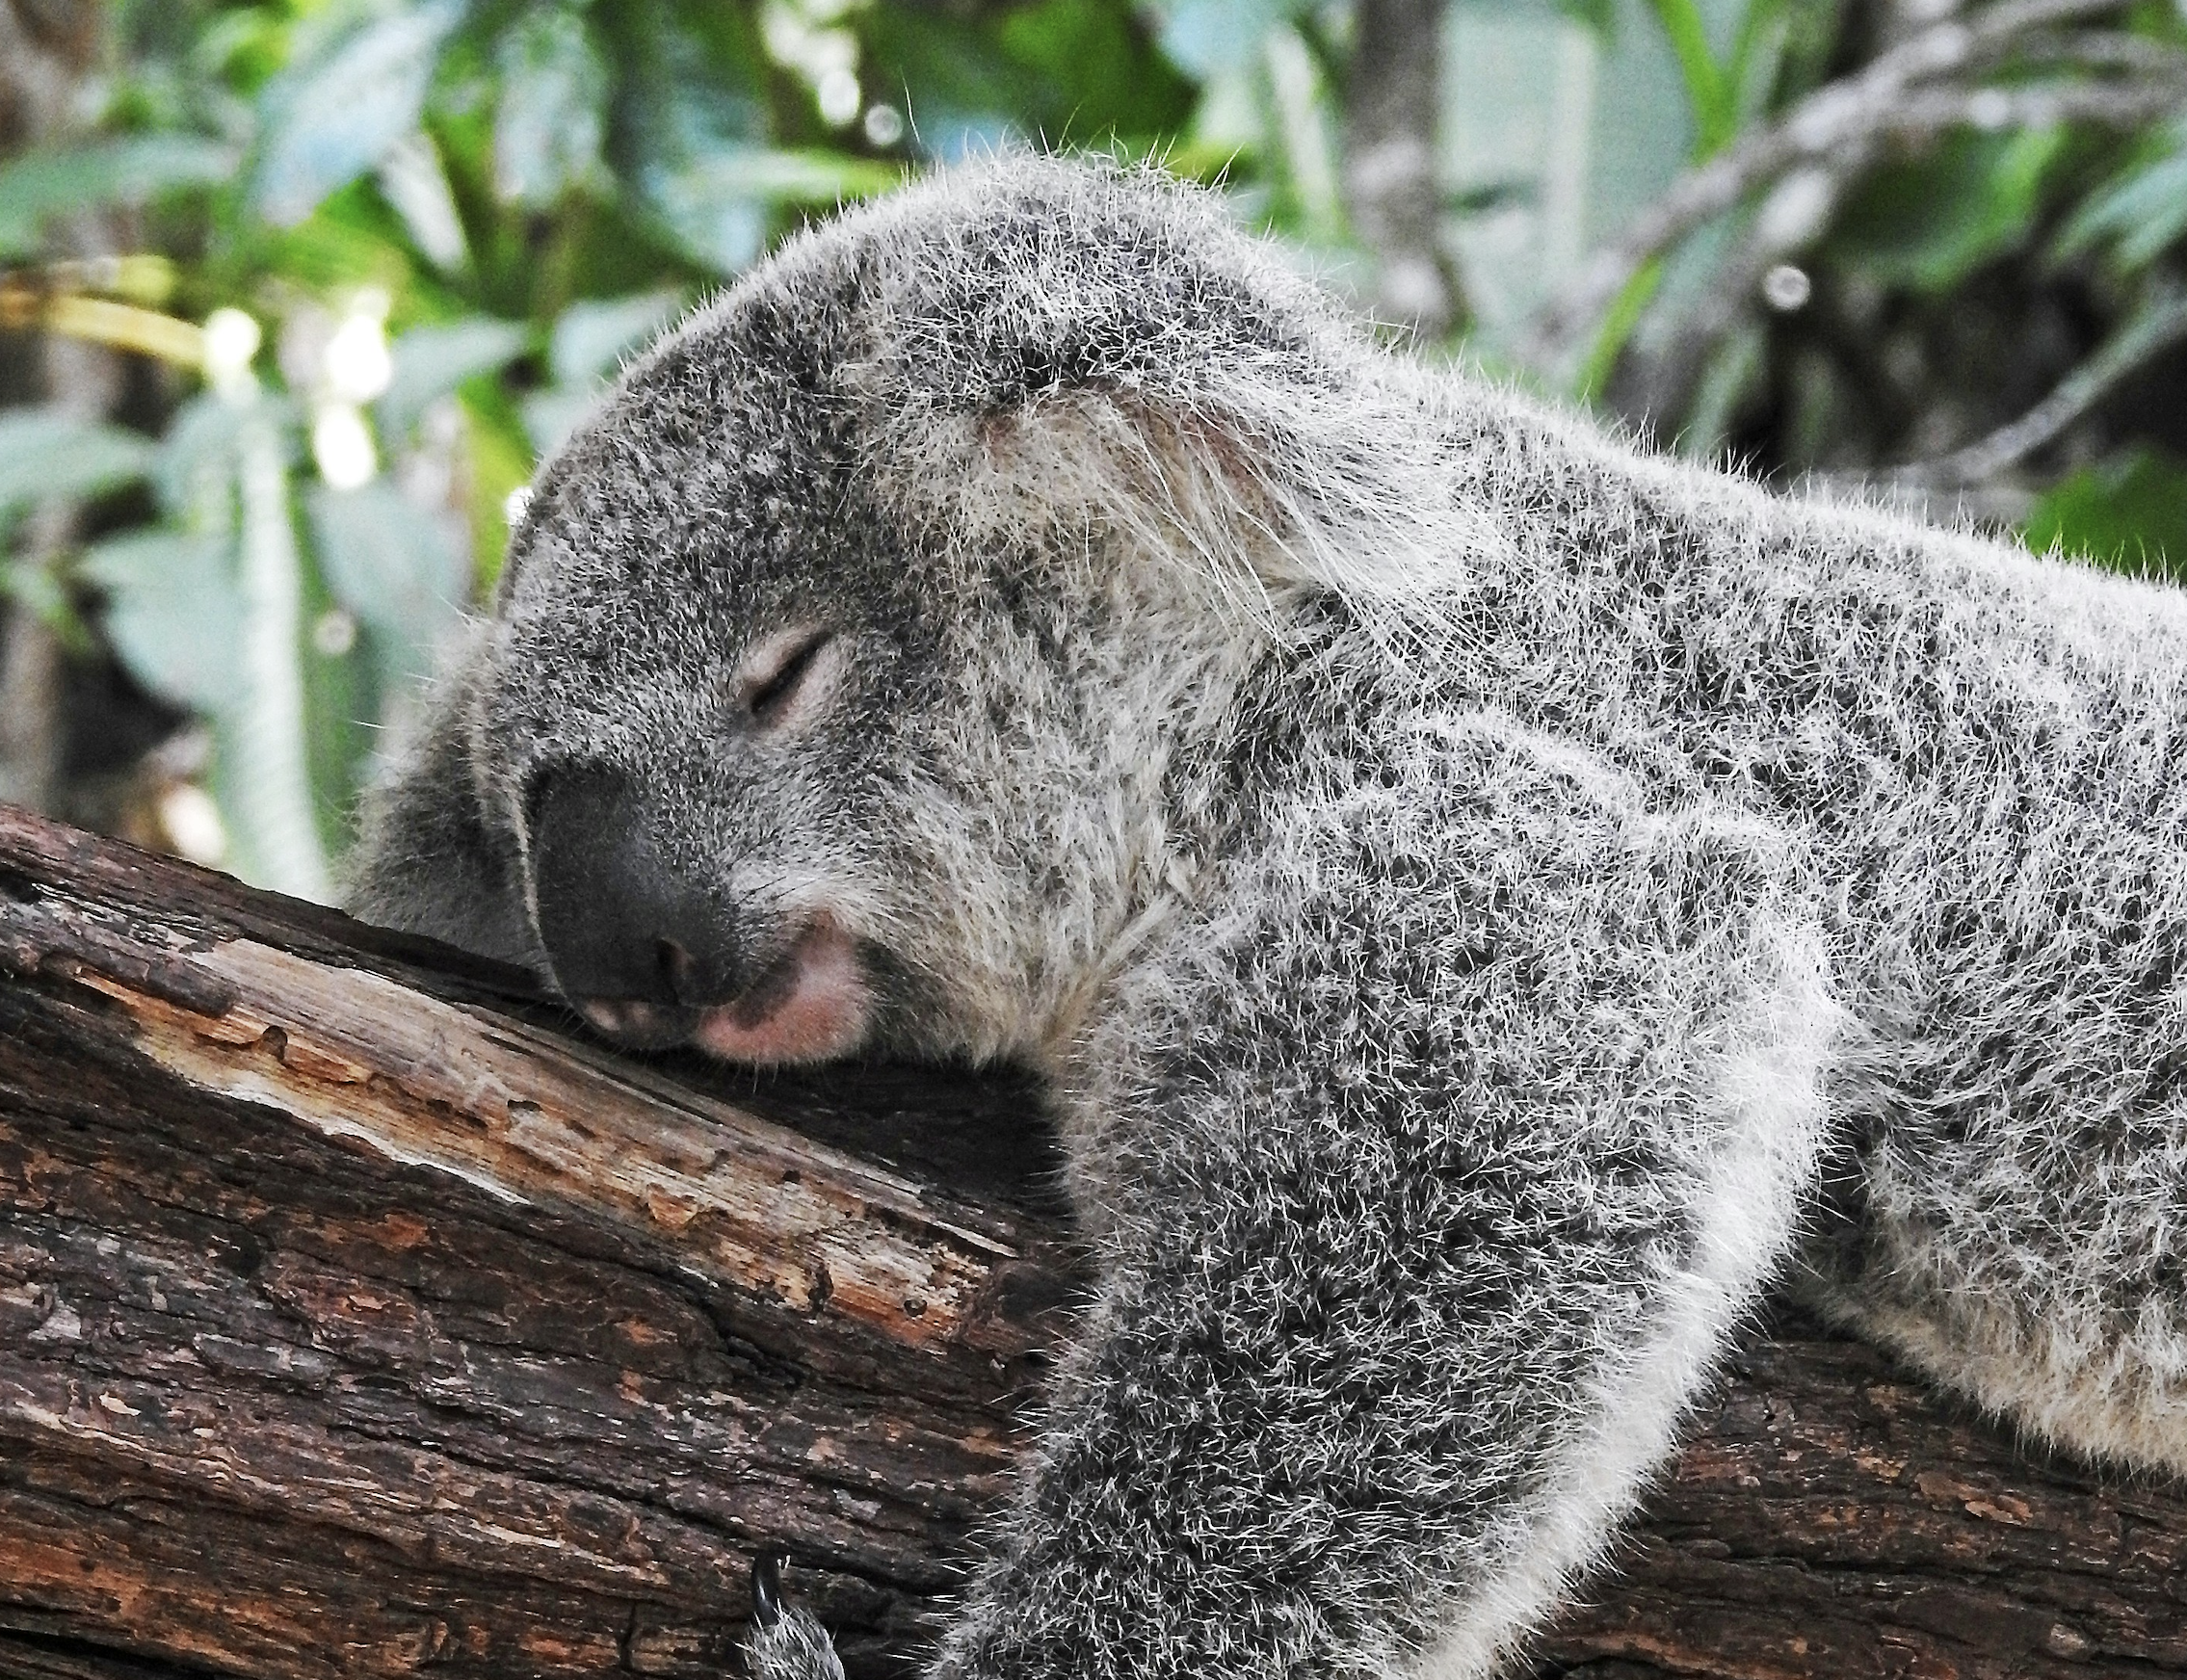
527 765 740 1013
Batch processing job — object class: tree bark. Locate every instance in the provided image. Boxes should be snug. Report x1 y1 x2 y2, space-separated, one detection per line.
3 801 2185 1680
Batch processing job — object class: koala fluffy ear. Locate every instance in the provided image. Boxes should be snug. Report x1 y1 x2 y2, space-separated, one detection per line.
832 165 1508 631
865 354 1507 633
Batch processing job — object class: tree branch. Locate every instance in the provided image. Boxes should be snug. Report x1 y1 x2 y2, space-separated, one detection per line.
5 802 2187 1679
1890 283 2187 488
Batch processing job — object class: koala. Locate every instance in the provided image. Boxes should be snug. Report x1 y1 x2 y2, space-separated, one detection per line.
348 156 2187 1680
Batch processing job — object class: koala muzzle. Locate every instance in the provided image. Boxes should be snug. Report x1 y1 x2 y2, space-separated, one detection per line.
527 764 742 1044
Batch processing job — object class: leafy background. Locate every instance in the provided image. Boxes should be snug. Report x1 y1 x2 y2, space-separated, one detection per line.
0 0 2181 897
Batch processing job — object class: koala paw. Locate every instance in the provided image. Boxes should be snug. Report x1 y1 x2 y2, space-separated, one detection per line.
745 1552 847 1680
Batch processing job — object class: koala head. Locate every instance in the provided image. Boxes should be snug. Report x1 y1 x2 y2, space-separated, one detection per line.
441 157 1467 1070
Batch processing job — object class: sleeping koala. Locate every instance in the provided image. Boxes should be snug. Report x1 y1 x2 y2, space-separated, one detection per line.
348 156 2187 1680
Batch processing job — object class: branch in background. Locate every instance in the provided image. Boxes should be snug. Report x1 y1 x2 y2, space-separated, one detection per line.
1522 0 2183 372
1889 284 2187 488
1342 0 1462 340
0 0 119 820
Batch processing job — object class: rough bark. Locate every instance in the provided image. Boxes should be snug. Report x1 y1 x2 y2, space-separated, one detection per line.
2 801 2185 1680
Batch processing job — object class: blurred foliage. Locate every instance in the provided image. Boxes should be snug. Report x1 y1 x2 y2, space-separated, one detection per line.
0 0 2184 891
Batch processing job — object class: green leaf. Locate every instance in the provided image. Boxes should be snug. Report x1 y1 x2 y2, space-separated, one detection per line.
2059 127 2187 272
153 393 247 520
1833 127 2067 293
0 407 155 512
252 0 467 227
1 555 92 654
0 134 237 258
379 317 530 440
494 6 609 208
548 291 683 388
1646 0 1732 156
520 386 605 457
644 150 896 275
993 0 1197 141
2022 450 2187 579
78 530 244 713
305 479 468 683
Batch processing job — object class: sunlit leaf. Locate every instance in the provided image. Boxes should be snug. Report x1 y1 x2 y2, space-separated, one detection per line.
377 129 470 270
305 479 469 683
495 5 609 207
1833 127 2067 293
2023 449 2187 578
78 530 244 714
0 407 155 512
0 134 237 258
380 317 530 440
252 0 466 227
1646 0 1732 155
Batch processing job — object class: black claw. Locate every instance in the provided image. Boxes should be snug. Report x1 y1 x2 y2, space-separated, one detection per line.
751 1550 786 1629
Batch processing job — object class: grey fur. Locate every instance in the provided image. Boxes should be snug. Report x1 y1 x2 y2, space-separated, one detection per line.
348 157 2187 1679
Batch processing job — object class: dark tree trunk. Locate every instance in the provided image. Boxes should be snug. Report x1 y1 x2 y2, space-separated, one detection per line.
2 803 2183 1680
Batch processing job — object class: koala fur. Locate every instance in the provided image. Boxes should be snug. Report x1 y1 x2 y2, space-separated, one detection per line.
348 156 2187 1679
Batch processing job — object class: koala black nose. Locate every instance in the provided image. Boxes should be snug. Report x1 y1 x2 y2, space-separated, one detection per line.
527 765 740 1012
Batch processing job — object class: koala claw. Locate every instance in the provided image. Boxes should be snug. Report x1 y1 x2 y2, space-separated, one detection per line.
745 1553 846 1680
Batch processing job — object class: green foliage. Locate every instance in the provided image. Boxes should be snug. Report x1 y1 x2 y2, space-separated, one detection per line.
2023 451 2187 579
0 408 157 515
2059 118 2187 272
8 0 2186 889
1833 128 2068 294
0 135 238 258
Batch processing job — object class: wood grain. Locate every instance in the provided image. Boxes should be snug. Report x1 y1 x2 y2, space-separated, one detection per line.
1 803 2183 1679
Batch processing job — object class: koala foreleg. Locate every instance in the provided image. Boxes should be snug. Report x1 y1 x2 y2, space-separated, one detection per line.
751 730 1841 1680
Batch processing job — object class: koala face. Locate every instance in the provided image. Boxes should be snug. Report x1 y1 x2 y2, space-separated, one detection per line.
434 160 1419 1071
465 297 959 1067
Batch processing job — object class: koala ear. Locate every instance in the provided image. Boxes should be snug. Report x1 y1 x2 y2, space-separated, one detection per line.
869 365 1510 634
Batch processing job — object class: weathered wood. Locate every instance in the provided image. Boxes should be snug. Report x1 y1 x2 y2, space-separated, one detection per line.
2 802 2184 1680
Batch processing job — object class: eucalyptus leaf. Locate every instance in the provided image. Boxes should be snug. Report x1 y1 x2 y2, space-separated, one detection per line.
2023 450 2187 579
305 479 467 682
0 134 237 258
643 166 768 275
548 292 682 389
1834 128 2066 294
78 530 244 714
2060 139 2187 273
153 393 247 519
0 407 155 513
379 317 530 441
252 0 466 227
520 386 606 457
494 6 609 207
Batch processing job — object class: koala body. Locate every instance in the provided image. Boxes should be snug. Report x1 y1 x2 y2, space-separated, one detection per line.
349 158 2187 1679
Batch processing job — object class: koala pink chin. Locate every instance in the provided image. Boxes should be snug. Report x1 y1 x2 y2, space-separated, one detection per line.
692 919 871 1066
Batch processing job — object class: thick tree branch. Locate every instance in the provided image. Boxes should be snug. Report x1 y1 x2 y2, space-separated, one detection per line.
3 802 2187 1679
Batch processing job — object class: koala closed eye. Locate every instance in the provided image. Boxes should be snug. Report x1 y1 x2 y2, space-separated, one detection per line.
736 629 838 729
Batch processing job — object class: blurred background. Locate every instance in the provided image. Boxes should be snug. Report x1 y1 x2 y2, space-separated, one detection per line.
0 0 2181 898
